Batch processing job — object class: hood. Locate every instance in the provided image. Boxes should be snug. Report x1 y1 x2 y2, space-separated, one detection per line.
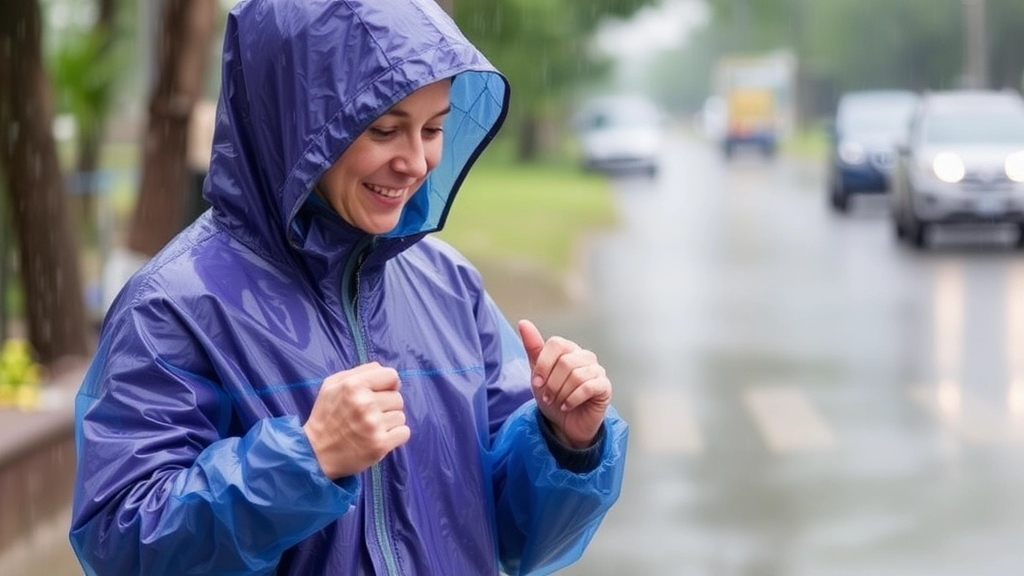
918 143 1024 167
205 0 509 263
839 130 902 150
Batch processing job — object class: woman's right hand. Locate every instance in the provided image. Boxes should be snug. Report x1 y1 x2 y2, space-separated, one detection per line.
303 362 410 479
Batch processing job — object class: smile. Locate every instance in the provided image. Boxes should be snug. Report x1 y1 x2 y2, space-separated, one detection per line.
365 183 406 198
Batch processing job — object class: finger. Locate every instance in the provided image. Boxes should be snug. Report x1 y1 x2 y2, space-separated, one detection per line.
380 408 407 431
536 344 585 403
536 336 585 399
344 361 383 376
323 361 380 389
385 425 412 449
559 374 611 412
552 354 598 403
517 319 545 370
532 336 581 391
376 390 405 412
363 366 402 391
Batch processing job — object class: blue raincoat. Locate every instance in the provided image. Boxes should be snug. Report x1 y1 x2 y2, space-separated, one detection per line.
70 0 628 574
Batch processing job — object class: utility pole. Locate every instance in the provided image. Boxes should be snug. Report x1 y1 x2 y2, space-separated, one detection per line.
963 0 989 88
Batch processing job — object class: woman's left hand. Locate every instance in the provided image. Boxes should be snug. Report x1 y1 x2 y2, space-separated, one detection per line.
517 319 612 449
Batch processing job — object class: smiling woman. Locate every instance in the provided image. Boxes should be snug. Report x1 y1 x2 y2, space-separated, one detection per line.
315 81 452 235
68 1 628 575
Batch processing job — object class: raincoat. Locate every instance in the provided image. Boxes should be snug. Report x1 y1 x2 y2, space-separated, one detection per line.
69 1 628 575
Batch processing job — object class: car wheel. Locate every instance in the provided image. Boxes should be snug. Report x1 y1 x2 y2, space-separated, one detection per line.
908 216 928 249
893 215 906 240
830 184 849 213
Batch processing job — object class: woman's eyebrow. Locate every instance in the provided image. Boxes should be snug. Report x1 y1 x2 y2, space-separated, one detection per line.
381 106 452 120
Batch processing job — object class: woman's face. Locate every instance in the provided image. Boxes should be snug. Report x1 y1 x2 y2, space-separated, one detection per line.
317 80 451 235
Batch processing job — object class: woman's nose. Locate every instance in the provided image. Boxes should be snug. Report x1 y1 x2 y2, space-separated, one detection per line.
392 137 429 178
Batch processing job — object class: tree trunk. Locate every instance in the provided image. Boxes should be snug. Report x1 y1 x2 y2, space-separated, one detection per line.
518 114 540 162
0 1 89 365
126 0 215 257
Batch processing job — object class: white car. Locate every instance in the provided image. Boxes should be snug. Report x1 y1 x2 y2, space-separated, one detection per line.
575 95 665 177
890 90 1024 248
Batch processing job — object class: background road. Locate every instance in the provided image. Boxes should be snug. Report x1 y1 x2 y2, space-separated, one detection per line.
553 134 1024 576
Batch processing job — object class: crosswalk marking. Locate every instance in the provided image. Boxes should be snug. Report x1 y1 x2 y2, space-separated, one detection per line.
628 382 1024 457
742 385 836 453
908 383 1024 445
633 389 704 455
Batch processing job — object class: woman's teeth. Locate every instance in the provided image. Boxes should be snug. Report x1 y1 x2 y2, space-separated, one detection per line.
365 183 403 198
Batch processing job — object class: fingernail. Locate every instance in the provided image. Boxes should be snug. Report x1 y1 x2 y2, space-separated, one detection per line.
560 403 568 411
542 394 550 404
532 376 543 388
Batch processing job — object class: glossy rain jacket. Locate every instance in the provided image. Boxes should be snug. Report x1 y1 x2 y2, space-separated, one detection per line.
69 1 628 574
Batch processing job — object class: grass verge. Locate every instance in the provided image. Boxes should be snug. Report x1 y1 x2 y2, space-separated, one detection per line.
437 157 618 275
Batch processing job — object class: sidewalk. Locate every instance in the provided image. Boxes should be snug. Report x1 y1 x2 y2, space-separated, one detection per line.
0 364 85 575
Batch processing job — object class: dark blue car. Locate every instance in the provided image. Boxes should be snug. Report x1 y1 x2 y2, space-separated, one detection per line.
827 90 919 212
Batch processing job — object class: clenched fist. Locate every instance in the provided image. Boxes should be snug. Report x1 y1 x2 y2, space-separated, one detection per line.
303 362 410 479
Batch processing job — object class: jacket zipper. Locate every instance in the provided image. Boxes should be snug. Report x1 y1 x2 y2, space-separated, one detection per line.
341 237 400 576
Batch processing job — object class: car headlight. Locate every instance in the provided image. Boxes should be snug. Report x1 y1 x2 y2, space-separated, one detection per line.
838 142 865 165
932 152 965 183
1006 151 1024 183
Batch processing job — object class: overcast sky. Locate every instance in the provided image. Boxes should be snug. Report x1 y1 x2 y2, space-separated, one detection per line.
594 0 710 61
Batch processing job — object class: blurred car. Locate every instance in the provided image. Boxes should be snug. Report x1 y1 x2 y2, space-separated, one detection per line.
574 95 665 177
890 90 1024 248
826 90 919 212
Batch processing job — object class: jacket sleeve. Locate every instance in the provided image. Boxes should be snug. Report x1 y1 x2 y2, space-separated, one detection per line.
69 306 359 576
476 295 629 576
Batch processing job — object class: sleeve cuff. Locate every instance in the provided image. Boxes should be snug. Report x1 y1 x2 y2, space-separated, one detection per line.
535 410 606 474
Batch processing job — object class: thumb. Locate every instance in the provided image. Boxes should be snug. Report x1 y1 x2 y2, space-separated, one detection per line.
517 319 544 368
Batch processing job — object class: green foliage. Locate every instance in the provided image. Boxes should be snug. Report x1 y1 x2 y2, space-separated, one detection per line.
454 0 658 155
49 29 125 144
0 338 41 409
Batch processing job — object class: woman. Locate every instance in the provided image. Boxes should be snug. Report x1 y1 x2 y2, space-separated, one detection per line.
70 1 628 574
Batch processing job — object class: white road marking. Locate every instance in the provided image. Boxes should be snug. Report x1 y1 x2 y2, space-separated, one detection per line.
743 385 836 453
909 384 1024 445
633 389 704 455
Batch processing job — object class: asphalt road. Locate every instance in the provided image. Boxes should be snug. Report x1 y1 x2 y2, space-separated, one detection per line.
552 135 1024 576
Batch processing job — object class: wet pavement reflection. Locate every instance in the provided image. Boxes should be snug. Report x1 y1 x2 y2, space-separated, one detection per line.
552 136 1024 575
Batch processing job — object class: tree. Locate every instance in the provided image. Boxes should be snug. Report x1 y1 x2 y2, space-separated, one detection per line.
0 1 89 365
49 0 120 231
126 0 216 257
989 0 1024 90
455 0 659 161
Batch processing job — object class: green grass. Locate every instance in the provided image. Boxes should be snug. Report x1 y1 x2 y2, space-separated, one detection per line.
438 157 618 274
781 123 829 162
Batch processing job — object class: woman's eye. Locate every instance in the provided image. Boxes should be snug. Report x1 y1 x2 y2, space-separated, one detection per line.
423 126 444 139
368 127 397 138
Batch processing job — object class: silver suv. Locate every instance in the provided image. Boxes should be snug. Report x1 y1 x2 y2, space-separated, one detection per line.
890 90 1024 248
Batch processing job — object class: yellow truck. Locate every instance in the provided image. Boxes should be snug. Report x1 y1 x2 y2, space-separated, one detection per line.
712 52 795 158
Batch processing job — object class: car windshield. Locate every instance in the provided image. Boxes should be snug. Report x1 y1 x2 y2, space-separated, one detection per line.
579 98 660 131
923 108 1024 145
838 97 916 135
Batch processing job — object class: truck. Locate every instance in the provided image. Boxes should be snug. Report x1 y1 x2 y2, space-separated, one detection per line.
710 51 796 159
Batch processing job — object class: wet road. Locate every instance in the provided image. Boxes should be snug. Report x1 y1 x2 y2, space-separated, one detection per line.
553 136 1024 576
